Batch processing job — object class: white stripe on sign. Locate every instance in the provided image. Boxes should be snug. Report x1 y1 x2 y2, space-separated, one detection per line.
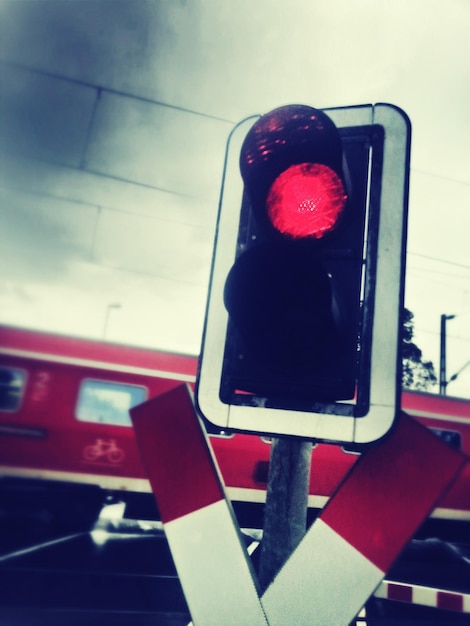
375 579 470 613
165 499 267 626
262 518 382 625
131 385 269 626
260 412 466 626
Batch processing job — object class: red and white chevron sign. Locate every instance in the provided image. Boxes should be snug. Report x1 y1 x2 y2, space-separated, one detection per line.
130 385 269 626
131 384 465 626
261 413 465 625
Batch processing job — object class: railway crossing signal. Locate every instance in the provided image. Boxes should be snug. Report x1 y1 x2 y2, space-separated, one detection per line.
131 385 466 626
197 103 411 444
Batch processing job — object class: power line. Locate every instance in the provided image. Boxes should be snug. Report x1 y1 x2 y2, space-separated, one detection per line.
1 59 234 125
408 267 469 281
408 252 470 270
415 328 470 343
411 168 470 187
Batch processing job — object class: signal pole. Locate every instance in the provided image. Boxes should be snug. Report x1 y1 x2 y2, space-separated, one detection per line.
258 438 312 591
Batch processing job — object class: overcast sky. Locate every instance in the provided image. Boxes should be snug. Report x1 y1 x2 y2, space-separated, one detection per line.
0 0 469 398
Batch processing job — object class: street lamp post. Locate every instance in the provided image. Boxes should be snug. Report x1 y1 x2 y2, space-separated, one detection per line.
439 313 455 395
103 303 121 339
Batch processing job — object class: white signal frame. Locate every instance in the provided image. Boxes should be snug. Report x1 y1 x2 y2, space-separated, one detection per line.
196 103 411 444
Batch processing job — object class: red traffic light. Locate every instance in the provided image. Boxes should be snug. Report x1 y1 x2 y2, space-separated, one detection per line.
267 162 347 239
196 103 411 444
240 104 346 239
222 105 358 402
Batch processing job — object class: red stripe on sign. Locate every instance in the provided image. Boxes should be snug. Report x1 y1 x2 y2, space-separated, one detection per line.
437 591 464 612
321 412 465 573
387 583 412 603
130 384 224 524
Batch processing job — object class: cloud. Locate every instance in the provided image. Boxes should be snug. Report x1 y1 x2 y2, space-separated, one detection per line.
0 64 97 166
0 186 98 283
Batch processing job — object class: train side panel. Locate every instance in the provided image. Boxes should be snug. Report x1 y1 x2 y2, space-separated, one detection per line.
1 325 469 534
404 391 470 522
0 354 186 491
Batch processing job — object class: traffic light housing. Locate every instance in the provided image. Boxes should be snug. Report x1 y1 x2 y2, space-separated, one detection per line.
197 104 410 444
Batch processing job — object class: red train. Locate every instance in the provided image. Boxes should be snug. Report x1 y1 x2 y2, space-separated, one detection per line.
1 324 469 537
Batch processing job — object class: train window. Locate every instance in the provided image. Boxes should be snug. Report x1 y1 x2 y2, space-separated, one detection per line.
0 367 26 412
430 428 462 451
76 380 147 426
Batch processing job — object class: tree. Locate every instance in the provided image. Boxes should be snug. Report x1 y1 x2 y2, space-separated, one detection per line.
402 308 437 391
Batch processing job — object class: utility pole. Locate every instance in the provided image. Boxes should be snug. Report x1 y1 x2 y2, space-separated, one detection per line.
439 314 455 394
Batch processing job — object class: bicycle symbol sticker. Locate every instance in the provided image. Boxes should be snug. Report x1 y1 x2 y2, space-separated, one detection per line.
83 438 125 464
